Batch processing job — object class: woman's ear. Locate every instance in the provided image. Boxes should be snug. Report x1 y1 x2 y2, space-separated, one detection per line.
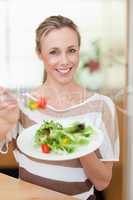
36 48 42 60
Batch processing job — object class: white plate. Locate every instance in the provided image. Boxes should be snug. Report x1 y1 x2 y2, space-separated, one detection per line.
17 122 104 161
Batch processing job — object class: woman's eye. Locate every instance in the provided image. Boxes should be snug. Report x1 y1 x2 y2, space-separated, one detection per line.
69 49 77 53
49 50 57 55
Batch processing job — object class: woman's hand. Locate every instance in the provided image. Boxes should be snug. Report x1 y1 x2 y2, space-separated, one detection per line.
0 87 19 140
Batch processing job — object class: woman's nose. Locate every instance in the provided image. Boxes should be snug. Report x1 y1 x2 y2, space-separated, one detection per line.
60 53 69 65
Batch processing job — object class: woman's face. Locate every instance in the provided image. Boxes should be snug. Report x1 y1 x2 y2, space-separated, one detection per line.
38 27 80 84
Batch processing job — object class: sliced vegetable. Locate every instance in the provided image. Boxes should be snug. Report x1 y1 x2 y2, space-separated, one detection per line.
30 102 38 110
62 137 70 145
27 96 47 110
41 144 50 153
27 100 37 110
37 97 47 108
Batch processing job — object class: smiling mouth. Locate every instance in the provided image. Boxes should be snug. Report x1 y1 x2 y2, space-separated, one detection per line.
55 67 72 75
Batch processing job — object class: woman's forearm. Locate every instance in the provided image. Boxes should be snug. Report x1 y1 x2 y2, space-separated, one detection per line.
80 152 113 191
0 121 14 141
0 102 19 142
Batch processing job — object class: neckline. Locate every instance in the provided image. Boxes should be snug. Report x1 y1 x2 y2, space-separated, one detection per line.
22 92 98 113
46 93 97 112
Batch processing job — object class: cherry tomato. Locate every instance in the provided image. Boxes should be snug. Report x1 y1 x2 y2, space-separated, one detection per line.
37 97 47 109
41 144 50 153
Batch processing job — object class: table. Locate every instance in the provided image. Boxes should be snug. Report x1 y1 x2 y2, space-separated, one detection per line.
0 173 78 200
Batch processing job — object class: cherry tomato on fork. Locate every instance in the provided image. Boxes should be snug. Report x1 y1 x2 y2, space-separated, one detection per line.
37 97 47 109
27 97 47 110
41 144 50 153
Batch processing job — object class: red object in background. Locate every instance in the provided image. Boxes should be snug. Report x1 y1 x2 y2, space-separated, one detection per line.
41 144 50 153
86 59 100 73
37 97 47 108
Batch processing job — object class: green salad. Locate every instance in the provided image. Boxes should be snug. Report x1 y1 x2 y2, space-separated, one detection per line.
34 120 95 154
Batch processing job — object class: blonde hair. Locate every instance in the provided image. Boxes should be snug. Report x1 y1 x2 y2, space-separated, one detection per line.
36 15 81 53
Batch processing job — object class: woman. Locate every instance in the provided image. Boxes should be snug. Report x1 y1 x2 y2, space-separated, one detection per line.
0 15 119 200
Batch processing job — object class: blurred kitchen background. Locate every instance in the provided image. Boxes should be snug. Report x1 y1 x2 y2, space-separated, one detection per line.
0 0 130 200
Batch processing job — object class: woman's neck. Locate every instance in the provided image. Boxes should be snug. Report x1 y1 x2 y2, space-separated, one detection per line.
43 78 80 95
38 78 88 109
38 76 91 109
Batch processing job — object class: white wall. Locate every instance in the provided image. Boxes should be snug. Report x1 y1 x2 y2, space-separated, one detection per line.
125 0 133 199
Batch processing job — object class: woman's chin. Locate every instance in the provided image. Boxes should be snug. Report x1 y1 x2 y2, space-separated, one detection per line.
54 75 74 85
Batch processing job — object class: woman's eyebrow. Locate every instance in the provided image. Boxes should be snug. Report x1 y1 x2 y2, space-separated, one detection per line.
67 45 78 48
48 47 59 51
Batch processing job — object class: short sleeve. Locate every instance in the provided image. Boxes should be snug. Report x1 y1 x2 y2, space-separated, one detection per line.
98 96 120 161
0 124 18 154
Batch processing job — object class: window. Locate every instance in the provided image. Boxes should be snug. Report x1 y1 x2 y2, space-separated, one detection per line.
0 0 126 91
